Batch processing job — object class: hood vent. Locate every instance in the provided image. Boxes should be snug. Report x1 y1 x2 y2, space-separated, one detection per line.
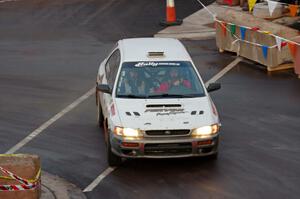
146 104 182 108
125 111 140 116
191 110 204 115
126 112 131 116
133 112 140 116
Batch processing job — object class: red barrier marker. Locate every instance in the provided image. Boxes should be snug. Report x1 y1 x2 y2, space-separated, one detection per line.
160 0 182 26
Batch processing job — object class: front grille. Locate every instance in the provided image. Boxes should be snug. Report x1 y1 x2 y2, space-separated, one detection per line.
144 142 192 156
145 129 190 136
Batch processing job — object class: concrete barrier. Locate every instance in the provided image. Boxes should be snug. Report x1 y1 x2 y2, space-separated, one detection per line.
0 154 41 199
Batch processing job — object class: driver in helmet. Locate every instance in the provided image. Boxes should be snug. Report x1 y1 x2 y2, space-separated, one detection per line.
154 68 192 93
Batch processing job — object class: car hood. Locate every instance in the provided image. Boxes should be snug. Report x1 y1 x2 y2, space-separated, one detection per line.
114 97 218 130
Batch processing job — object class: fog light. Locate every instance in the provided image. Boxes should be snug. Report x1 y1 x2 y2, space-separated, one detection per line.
131 150 137 156
197 140 213 146
121 142 139 148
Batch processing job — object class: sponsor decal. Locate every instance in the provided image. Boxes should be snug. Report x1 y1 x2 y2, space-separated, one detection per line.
110 104 116 116
134 62 180 67
145 108 187 116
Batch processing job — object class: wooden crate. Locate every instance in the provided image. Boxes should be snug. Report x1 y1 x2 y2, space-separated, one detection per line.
215 9 299 71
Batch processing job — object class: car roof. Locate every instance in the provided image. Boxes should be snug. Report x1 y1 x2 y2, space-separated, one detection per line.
118 38 191 62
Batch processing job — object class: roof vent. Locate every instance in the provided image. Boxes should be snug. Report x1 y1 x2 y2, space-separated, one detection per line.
146 104 181 108
148 52 164 57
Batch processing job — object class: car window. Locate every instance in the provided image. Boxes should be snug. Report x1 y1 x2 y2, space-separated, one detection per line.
105 49 121 88
116 61 205 98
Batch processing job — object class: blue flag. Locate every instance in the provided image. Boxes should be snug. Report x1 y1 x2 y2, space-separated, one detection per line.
262 45 268 59
240 27 246 40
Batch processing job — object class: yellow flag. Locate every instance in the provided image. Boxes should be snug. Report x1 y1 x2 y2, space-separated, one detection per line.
248 0 257 12
262 31 271 34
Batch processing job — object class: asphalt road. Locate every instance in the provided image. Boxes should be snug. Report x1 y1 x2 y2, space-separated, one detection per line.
1 0 300 199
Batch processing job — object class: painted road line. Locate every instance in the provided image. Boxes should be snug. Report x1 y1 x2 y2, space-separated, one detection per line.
0 0 18 3
5 87 95 154
83 167 116 193
205 57 243 87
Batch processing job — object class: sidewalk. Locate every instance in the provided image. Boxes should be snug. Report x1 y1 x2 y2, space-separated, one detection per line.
154 3 231 40
155 2 300 40
41 172 86 199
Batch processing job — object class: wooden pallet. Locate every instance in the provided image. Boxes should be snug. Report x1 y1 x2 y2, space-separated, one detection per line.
219 48 294 72
267 63 294 72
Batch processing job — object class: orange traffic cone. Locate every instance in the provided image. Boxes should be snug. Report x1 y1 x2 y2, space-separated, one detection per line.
160 0 182 26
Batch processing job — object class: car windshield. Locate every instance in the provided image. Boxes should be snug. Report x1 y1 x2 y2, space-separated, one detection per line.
116 61 206 98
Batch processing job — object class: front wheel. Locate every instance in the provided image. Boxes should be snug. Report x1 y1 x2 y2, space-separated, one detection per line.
107 137 122 166
208 152 218 160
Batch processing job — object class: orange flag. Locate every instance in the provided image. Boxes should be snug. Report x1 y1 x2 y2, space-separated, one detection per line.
295 44 300 75
289 5 298 17
288 42 297 58
221 22 227 36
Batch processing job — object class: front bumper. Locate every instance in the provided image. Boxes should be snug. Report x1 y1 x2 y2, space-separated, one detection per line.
110 134 219 158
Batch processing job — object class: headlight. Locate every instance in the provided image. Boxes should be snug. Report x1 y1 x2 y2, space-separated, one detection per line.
191 124 219 137
114 127 143 138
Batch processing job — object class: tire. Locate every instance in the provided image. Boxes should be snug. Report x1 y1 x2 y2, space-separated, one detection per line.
208 137 219 160
107 136 122 166
97 99 104 127
208 152 218 160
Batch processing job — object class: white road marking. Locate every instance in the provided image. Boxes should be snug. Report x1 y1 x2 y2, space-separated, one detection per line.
83 167 116 193
0 0 18 3
5 87 95 154
205 57 242 87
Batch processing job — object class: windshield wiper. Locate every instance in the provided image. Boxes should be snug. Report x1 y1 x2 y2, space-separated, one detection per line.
147 93 199 98
117 94 148 98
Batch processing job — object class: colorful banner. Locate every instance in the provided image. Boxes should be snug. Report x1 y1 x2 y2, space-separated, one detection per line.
288 42 297 58
281 41 288 48
240 27 247 40
215 19 300 51
248 0 257 12
262 45 269 59
267 0 279 17
230 24 236 36
295 45 300 75
251 27 260 31
262 31 271 34
275 36 282 51
221 22 227 36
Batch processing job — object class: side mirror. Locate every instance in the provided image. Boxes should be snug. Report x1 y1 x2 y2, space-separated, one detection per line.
207 83 221 93
97 84 112 94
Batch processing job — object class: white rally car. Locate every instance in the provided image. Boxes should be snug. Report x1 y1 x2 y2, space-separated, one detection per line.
96 38 221 166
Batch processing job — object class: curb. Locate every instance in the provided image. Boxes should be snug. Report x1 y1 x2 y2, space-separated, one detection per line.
154 3 240 40
41 172 86 199
155 31 216 40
